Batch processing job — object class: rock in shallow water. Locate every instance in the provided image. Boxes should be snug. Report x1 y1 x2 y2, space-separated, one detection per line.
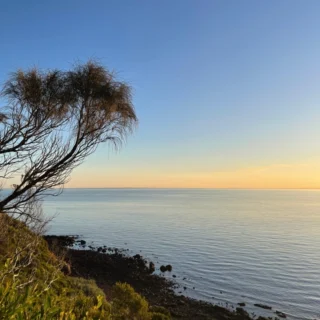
160 264 173 272
275 310 286 318
149 262 155 273
254 303 272 310
160 265 167 272
76 239 86 246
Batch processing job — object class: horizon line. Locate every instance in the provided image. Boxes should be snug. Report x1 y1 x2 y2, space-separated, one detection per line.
62 187 320 190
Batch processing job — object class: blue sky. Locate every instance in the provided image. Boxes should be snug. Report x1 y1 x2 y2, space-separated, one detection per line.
1 0 320 188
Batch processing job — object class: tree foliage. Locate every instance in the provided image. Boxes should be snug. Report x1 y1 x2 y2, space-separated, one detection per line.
0 61 137 221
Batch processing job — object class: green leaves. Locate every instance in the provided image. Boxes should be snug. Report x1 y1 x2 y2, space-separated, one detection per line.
0 279 111 320
111 282 171 320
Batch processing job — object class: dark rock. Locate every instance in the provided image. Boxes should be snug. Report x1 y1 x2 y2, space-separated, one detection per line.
134 254 141 260
43 235 77 247
97 247 103 252
159 264 174 273
236 308 250 317
149 262 155 273
238 302 246 307
172 274 176 278
102 248 107 253
254 303 272 310
160 265 167 272
275 311 287 318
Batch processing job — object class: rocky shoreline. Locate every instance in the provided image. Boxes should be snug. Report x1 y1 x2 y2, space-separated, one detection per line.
44 235 283 320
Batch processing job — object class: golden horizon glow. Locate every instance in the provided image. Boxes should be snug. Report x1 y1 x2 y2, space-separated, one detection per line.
66 161 320 189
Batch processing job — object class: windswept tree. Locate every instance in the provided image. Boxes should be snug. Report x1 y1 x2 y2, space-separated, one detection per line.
0 61 137 222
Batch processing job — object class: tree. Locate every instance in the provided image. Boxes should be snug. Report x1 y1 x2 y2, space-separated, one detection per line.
0 61 137 222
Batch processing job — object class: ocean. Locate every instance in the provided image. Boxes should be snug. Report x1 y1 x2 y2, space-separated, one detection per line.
43 189 320 320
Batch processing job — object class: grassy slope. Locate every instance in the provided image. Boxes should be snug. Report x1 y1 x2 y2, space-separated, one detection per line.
0 214 170 320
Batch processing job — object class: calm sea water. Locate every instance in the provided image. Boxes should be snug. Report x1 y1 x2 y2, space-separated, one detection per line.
43 189 320 320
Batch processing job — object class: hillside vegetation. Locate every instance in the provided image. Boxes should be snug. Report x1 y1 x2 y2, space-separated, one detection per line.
0 214 170 320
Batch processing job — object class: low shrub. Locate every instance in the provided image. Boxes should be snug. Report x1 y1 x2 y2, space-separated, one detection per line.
0 214 170 320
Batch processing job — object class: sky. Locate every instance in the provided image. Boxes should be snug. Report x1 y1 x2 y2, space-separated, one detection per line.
1 0 320 188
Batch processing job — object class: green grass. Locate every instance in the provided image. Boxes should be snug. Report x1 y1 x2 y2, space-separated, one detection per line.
0 214 170 320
